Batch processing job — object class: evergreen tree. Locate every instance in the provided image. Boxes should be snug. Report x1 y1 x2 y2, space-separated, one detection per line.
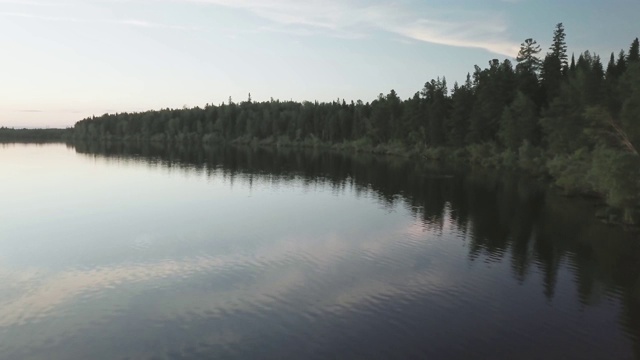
499 92 538 150
616 50 627 75
422 78 450 147
516 38 543 103
447 75 474 147
606 52 617 79
468 60 515 143
540 79 588 154
516 38 542 74
402 93 423 145
605 52 624 115
569 53 576 74
585 55 605 106
386 89 403 141
550 23 569 70
629 38 640 63
541 54 563 105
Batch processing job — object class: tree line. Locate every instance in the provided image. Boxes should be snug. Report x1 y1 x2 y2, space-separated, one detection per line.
0 127 70 142
72 24 640 221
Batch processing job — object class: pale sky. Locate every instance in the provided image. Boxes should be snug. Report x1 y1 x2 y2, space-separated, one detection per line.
1 0 638 128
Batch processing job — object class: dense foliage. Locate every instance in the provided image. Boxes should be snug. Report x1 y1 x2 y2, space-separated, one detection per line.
72 25 640 221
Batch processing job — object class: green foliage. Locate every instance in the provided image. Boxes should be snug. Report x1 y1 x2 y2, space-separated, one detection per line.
447 76 473 147
499 106 517 149
350 137 373 152
424 78 449 147
500 149 519 168
467 59 516 143
620 63 640 150
546 148 594 194
518 140 546 174
467 142 502 167
589 146 640 208
499 92 538 150
541 54 563 104
423 146 448 160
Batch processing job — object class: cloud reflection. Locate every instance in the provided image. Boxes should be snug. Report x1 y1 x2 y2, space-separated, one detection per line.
0 215 457 335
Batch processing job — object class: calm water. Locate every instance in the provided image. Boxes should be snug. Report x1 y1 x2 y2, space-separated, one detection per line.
1 142 640 360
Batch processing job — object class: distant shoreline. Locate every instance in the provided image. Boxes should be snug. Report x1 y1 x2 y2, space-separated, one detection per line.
0 127 71 142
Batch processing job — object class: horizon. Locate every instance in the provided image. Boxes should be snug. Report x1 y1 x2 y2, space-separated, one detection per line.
1 0 638 128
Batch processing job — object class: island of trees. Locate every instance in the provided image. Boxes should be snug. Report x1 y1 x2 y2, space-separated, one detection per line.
11 24 640 223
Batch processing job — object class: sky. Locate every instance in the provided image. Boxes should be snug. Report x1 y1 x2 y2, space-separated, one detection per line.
0 0 638 128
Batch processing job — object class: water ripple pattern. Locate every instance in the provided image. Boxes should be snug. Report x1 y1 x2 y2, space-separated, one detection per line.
0 143 638 360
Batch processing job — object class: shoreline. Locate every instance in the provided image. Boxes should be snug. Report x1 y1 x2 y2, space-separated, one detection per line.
66 136 640 229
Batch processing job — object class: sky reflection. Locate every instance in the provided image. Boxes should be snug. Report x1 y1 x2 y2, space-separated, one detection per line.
0 143 638 359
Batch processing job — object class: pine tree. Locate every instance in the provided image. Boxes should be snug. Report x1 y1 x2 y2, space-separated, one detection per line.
499 92 538 150
542 24 570 105
606 53 617 79
541 54 562 105
585 55 605 106
629 38 640 63
616 50 627 75
516 38 542 74
550 23 569 70
569 54 576 74
605 52 623 115
447 74 474 147
422 78 450 147
467 60 515 143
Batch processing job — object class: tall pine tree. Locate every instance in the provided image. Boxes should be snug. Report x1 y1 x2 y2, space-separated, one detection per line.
550 23 569 70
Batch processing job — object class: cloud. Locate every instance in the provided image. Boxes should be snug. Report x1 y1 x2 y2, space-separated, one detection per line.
116 18 195 30
0 0 70 5
2 0 518 55
0 216 446 331
173 0 518 56
0 10 195 30
0 11 82 23
388 19 520 57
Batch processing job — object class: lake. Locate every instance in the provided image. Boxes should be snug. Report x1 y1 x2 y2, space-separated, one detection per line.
1 142 639 359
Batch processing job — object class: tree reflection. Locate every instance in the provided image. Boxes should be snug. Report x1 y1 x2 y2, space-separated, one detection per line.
73 141 640 355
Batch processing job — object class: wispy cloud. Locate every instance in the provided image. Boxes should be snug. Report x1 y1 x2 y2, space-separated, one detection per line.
1 0 518 55
0 11 85 23
0 10 195 30
115 18 195 30
0 0 71 5
388 18 519 57
174 0 518 56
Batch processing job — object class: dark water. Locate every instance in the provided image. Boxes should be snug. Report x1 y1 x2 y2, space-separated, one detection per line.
1 142 640 360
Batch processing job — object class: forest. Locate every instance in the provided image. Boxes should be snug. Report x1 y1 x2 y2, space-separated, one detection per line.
69 25 640 223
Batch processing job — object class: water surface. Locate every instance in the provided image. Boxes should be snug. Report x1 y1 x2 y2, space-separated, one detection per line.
1 142 639 359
